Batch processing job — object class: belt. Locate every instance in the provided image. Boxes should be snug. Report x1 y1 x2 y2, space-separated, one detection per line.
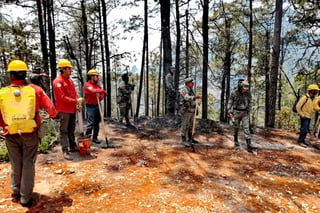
86 104 98 107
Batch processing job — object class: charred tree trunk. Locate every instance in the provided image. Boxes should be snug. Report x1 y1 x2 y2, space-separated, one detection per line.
144 0 149 116
220 15 232 123
264 29 271 128
202 0 209 119
36 0 50 93
81 0 91 71
47 0 56 99
101 0 111 117
174 0 181 114
266 0 283 128
160 0 172 115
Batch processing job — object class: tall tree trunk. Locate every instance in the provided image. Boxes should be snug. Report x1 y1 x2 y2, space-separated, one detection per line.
144 0 149 116
160 0 172 115
36 0 50 93
47 0 56 99
266 0 283 128
278 38 285 111
101 0 111 117
156 38 162 117
247 0 253 88
202 0 208 119
220 15 232 122
264 29 271 128
174 0 181 114
185 9 189 78
81 0 91 71
98 0 106 114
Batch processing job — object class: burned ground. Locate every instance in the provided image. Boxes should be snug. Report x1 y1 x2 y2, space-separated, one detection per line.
0 116 319 212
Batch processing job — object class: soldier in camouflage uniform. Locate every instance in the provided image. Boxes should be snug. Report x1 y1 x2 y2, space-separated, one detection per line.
180 77 200 147
227 79 256 152
166 66 176 115
28 66 48 92
117 73 135 127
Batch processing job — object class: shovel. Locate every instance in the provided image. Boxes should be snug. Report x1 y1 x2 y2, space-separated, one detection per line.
190 98 199 152
77 110 90 156
96 94 117 148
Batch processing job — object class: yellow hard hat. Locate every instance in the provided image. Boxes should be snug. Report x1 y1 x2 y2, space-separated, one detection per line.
57 59 72 68
7 60 28 72
87 69 98 76
307 84 319 91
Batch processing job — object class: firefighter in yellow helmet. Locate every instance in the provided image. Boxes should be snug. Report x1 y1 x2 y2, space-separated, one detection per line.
0 59 57 207
53 59 83 160
297 84 319 147
83 69 106 143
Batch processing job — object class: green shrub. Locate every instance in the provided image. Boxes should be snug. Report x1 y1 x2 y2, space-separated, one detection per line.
0 143 9 162
275 107 299 130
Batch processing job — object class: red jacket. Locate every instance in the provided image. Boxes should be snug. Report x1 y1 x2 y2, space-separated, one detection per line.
83 81 105 105
53 74 78 113
0 80 58 135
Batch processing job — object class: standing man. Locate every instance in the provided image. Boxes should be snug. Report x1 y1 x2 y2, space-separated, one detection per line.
117 72 135 127
83 69 106 144
53 59 83 160
297 84 319 147
0 60 57 207
166 66 176 115
227 79 256 152
179 77 200 147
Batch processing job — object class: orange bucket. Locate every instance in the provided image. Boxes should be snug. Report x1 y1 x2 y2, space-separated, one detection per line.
77 136 91 156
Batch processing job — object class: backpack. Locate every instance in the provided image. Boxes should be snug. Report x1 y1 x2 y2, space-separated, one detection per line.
0 85 37 134
292 95 308 113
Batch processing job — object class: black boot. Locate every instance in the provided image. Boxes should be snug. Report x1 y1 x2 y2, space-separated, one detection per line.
188 132 199 144
92 138 102 144
246 139 257 153
85 130 92 138
234 135 240 150
181 136 190 147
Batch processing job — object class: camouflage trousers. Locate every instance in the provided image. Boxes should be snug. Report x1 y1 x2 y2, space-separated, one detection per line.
119 102 131 124
180 111 195 140
233 110 251 140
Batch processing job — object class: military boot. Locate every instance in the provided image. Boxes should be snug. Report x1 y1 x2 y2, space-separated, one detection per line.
234 135 240 150
181 136 190 147
188 132 199 144
246 139 257 153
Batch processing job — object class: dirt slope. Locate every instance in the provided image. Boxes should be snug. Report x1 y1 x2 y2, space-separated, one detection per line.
0 117 320 213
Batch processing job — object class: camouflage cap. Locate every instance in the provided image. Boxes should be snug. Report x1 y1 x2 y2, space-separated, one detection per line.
184 77 193 84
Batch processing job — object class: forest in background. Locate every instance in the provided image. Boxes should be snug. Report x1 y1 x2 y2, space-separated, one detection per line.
0 0 319 130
